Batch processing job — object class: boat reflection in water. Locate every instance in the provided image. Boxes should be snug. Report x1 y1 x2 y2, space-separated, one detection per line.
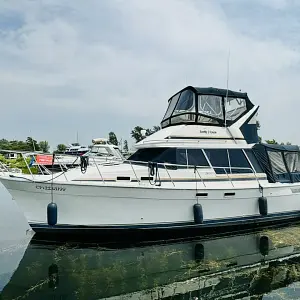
2 226 300 299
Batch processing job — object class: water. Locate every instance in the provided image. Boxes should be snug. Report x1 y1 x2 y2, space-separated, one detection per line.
1 188 300 299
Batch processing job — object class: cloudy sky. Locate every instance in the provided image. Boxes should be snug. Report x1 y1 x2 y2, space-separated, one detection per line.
0 0 299 149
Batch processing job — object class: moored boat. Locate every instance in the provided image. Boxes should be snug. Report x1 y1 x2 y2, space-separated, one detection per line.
1 85 300 239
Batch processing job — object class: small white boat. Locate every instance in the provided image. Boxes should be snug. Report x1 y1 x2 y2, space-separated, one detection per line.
1 85 300 238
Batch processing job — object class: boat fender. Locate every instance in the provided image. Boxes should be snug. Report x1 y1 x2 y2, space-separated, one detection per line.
258 196 268 216
194 243 204 262
259 235 269 256
47 202 57 226
193 204 203 224
48 264 59 289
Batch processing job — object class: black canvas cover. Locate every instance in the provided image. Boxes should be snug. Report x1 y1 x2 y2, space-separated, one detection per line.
253 143 300 183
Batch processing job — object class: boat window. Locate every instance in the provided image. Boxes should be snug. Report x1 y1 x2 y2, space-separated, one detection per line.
173 90 195 115
225 97 247 122
90 146 112 156
268 151 290 182
127 148 177 164
228 149 252 173
170 114 196 124
162 93 181 120
113 147 124 159
244 149 264 173
177 148 187 166
204 149 229 174
187 149 209 167
198 95 223 120
197 115 219 124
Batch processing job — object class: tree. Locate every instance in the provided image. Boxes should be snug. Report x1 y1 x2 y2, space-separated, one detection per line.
265 139 278 145
26 137 40 151
108 132 118 146
39 141 50 153
131 126 144 143
56 144 67 153
123 140 129 153
131 125 161 143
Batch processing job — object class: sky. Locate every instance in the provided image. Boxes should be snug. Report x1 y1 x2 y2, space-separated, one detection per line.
0 0 300 150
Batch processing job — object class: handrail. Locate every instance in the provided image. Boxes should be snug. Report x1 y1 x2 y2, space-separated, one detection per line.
0 149 262 189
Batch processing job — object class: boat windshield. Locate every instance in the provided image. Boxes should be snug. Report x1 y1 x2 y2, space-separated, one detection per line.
113 147 124 159
90 146 113 157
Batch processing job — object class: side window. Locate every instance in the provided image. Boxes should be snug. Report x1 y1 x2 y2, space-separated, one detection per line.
187 149 209 167
204 149 229 174
228 149 251 173
155 148 177 164
244 149 264 173
176 149 187 166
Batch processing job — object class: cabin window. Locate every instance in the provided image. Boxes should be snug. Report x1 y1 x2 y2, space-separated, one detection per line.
127 148 175 164
187 149 209 167
204 149 229 174
198 95 223 120
162 93 181 120
177 149 188 166
225 97 247 122
228 149 252 173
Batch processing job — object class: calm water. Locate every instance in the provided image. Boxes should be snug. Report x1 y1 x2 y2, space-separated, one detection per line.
1 187 300 299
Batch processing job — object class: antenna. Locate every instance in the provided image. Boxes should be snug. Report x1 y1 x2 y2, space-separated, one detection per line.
224 49 237 144
224 49 230 128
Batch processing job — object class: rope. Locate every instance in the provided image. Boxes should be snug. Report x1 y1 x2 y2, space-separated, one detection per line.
148 162 160 186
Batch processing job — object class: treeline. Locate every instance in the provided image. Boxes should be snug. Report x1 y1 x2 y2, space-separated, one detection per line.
0 137 50 152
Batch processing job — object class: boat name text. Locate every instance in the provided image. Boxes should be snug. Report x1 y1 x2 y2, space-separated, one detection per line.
200 130 217 134
36 185 66 192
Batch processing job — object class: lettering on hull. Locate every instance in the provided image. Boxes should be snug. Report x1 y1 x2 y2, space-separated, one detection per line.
36 185 66 192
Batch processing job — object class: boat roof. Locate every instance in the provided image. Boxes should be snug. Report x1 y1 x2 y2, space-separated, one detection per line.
193 87 248 99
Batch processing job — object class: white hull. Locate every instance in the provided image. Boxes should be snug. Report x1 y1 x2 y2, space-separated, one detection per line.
2 175 300 229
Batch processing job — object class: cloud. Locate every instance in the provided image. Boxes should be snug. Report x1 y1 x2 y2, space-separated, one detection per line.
0 0 299 148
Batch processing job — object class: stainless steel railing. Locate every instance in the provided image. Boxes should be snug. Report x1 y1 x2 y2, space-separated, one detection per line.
0 149 262 189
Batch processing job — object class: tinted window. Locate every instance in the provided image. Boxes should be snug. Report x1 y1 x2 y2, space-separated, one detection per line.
128 148 171 162
128 148 179 165
187 149 209 167
177 149 187 166
244 149 264 173
204 149 229 174
228 149 251 173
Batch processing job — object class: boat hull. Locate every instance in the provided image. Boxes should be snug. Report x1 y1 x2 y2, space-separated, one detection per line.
30 213 300 242
2 176 300 241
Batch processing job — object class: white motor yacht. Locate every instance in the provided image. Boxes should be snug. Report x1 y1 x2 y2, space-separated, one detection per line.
1 86 300 238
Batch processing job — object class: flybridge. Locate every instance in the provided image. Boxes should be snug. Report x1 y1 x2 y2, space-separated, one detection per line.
160 86 259 144
161 86 255 128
